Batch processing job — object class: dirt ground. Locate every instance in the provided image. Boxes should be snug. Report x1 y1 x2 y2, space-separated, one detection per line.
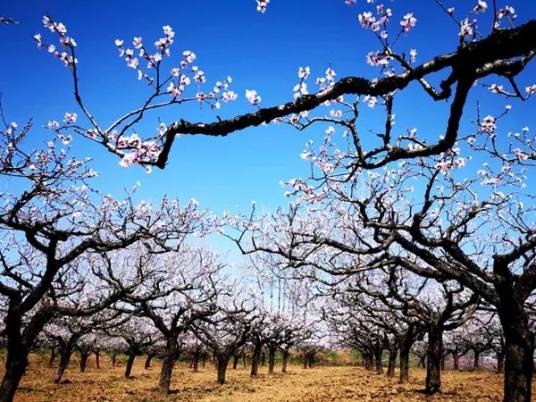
4 354 531 402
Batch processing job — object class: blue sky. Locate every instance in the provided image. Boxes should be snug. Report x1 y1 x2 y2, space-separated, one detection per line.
1 0 535 258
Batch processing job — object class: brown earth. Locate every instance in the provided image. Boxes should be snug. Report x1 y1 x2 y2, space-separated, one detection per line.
2 354 531 402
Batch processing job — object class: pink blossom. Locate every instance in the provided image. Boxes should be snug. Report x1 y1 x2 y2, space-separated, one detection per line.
245 89 261 106
256 0 270 13
400 13 417 33
298 66 311 79
64 112 78 123
472 1 487 14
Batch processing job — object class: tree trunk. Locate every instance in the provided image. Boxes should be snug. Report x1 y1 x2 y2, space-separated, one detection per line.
125 353 136 378
79 351 89 372
111 353 117 367
0 303 52 402
268 346 276 375
497 352 505 374
48 346 57 368
232 353 239 369
453 351 460 370
251 342 263 378
94 351 100 369
473 350 480 370
498 298 534 402
399 326 414 384
216 355 230 384
158 336 178 394
282 348 289 373
54 350 73 384
387 348 397 378
374 344 384 374
425 326 443 395
261 351 266 366
441 355 446 371
145 353 153 370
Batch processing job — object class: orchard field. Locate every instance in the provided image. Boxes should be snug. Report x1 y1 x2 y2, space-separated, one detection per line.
3 354 527 402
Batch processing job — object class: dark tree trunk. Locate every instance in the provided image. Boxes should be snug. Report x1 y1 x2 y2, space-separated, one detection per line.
453 351 460 370
307 354 314 368
387 348 397 378
497 352 505 374
0 303 52 402
216 355 230 384
497 296 534 402
125 353 136 378
418 355 426 368
111 353 117 367
158 336 178 394
232 353 239 369
0 325 29 402
145 353 153 370
94 351 100 369
191 351 200 372
55 349 73 384
374 344 384 374
79 351 89 372
441 355 446 371
261 351 266 366
48 346 57 368
425 326 443 395
251 342 263 378
399 326 414 384
282 348 289 373
473 350 480 370
268 346 276 375
242 351 247 368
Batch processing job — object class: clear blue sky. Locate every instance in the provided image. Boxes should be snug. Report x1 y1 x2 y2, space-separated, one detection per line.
1 1 535 256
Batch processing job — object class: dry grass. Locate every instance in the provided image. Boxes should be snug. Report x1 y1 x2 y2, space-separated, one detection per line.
3 354 532 401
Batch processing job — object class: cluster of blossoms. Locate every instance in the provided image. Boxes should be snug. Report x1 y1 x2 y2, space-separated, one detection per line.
400 13 417 33
481 115 496 135
196 75 237 110
114 24 175 80
472 1 488 14
245 89 262 106
293 66 311 99
256 0 270 13
357 5 392 39
315 67 337 91
33 17 77 67
460 18 477 39
366 50 392 67
525 85 536 96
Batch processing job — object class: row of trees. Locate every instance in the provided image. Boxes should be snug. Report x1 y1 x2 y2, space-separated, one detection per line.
1 1 535 401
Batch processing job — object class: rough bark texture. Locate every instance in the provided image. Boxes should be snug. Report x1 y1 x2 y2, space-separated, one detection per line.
268 346 276 375
158 337 178 394
79 351 89 373
282 348 289 373
387 349 397 378
250 342 263 378
144 354 153 370
125 353 136 378
216 355 230 385
425 326 443 395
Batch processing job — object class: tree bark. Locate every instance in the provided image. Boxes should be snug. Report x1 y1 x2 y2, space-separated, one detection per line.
48 346 57 368
54 349 73 384
498 296 534 402
425 326 443 395
216 355 230 384
251 342 263 378
268 346 276 375
158 336 178 394
145 353 153 370
125 353 136 378
232 353 239 370
79 351 89 372
453 351 460 370
374 344 384 374
473 350 480 370
111 353 117 367
497 352 505 374
387 348 397 378
282 348 289 373
94 351 100 369
399 326 414 384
